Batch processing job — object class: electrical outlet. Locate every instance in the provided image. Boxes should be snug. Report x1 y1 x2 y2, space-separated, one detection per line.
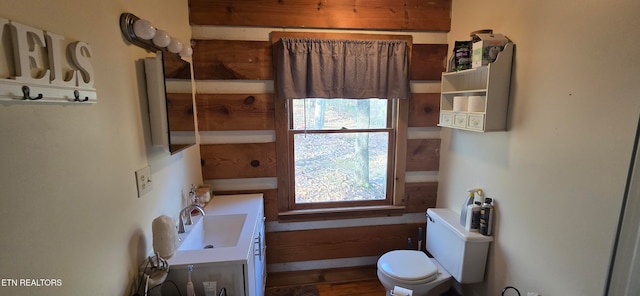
135 166 153 197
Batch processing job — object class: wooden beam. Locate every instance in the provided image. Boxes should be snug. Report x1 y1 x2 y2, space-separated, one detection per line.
266 223 424 263
200 143 277 179
409 93 441 127
189 0 451 31
192 40 272 80
405 139 440 171
404 182 438 213
196 93 275 131
411 44 448 80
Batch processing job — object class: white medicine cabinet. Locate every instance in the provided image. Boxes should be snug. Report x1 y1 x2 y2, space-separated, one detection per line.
438 42 514 132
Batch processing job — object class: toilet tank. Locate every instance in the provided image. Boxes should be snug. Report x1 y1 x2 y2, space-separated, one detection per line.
425 208 493 284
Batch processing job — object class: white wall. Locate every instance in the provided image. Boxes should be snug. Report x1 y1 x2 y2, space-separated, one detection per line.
0 1 201 295
439 0 640 295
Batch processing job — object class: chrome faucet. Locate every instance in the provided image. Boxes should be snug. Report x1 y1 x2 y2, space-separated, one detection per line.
178 204 205 234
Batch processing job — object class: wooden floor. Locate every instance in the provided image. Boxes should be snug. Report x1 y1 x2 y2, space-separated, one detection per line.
266 266 386 295
315 280 386 296
265 266 460 296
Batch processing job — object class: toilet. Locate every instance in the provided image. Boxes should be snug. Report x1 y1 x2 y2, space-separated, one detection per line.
377 208 493 296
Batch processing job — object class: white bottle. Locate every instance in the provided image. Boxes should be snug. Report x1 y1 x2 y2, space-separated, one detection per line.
464 202 481 232
460 189 475 226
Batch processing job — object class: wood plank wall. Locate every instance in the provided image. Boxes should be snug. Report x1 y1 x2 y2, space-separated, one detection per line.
190 0 450 272
189 0 451 31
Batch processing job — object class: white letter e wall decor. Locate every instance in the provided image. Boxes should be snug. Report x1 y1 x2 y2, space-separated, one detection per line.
0 18 97 103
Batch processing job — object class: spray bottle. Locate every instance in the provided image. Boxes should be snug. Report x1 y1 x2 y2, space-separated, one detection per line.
460 189 474 226
461 188 483 226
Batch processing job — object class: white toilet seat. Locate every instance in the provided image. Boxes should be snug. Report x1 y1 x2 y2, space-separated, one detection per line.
377 250 439 285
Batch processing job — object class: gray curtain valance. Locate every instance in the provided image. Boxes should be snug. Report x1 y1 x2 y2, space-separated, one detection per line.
275 38 410 100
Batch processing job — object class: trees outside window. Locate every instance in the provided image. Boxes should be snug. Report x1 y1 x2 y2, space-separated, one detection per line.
290 98 395 209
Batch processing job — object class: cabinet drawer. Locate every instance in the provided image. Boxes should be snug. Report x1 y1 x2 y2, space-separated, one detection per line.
439 112 453 126
466 114 485 130
453 113 467 127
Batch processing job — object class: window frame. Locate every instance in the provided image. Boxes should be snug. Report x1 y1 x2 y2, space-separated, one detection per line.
287 99 397 210
272 31 411 218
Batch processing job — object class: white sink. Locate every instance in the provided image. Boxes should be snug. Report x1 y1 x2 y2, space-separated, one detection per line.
178 213 247 250
168 194 263 267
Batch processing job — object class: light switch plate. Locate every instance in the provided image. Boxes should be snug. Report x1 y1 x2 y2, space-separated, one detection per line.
135 166 152 197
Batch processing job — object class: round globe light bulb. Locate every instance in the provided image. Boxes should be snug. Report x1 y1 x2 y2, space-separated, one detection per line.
132 19 155 40
152 29 171 47
179 46 193 58
167 38 183 54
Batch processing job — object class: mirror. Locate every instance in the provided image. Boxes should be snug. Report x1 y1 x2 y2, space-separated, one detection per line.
162 53 196 154
145 52 196 154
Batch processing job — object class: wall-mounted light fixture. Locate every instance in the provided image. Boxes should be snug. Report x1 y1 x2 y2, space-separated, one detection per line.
119 13 193 58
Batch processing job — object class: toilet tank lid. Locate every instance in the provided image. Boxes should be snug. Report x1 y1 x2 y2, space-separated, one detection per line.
427 208 494 243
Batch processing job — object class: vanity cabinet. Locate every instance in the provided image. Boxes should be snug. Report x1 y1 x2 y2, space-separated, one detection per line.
165 194 266 296
248 214 266 296
207 205 265 296
438 42 514 132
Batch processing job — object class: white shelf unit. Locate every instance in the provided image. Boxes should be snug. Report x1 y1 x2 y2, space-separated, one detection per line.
438 42 514 132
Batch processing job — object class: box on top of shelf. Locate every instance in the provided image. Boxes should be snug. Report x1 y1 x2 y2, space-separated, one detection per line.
472 33 509 68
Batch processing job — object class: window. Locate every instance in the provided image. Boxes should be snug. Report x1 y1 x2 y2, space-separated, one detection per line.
289 98 396 209
272 32 412 215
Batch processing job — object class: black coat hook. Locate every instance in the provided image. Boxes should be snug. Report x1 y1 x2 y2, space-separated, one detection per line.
73 90 89 102
22 86 43 100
